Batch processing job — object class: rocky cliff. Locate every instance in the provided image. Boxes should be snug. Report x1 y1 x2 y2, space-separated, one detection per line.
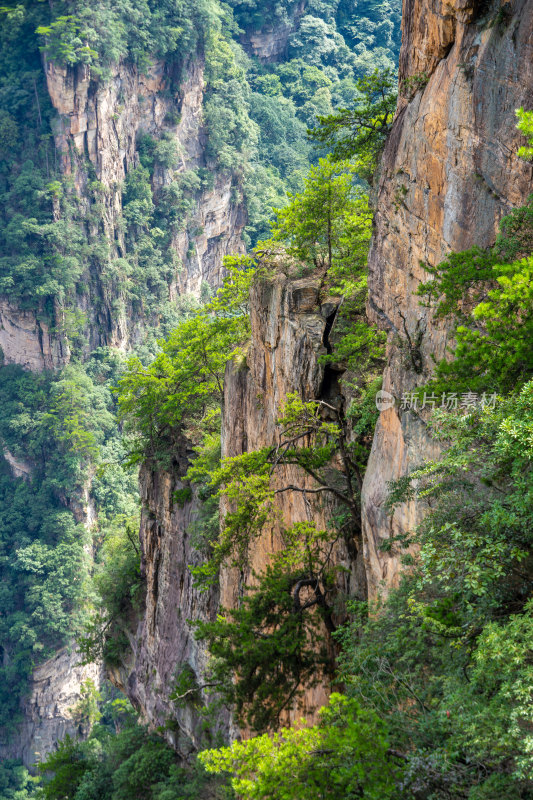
108 458 226 756
239 1 307 62
121 258 368 735
47 53 245 322
362 0 533 598
119 0 533 737
0 43 246 767
0 55 245 372
0 650 101 769
220 263 359 724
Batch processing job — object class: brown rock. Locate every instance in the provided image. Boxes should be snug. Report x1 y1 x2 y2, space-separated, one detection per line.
363 0 533 599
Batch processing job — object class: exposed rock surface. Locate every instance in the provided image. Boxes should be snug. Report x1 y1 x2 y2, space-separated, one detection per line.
362 0 533 598
3 449 33 480
239 1 307 62
0 649 101 769
7 0 533 768
119 264 364 733
45 56 245 352
0 298 68 371
100 0 533 747
220 265 361 724
109 460 225 755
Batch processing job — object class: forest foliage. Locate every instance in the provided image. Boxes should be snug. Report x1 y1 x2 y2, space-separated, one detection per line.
3 2 533 800
0 0 401 743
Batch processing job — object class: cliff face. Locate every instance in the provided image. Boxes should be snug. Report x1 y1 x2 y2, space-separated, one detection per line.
0 46 246 766
362 0 533 597
121 262 368 733
45 56 244 353
8 0 533 764
0 649 101 768
239 1 307 62
0 299 68 371
221 263 364 608
109 459 225 755
0 55 245 372
220 266 361 723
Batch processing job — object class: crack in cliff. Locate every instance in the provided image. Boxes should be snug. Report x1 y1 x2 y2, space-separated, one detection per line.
368 296 401 335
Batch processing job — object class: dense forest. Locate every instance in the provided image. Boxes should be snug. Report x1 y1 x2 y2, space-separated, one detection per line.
0 0 399 730
0 0 532 799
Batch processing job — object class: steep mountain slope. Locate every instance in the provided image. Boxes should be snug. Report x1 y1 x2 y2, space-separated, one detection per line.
0 0 402 771
112 0 533 750
362 0 533 597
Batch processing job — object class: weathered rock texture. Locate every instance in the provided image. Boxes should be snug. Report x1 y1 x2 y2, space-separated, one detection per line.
109 459 225 755
220 264 362 724
362 0 533 598
239 1 307 62
0 58 244 371
120 264 364 734
10 0 533 765
44 56 245 354
0 649 101 769
0 298 68 371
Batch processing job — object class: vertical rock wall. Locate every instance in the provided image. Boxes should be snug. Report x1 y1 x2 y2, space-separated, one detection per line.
108 459 225 755
44 56 245 354
51 0 533 748
0 48 245 766
220 263 362 724
0 650 101 769
362 0 533 598
0 55 246 371
122 262 365 734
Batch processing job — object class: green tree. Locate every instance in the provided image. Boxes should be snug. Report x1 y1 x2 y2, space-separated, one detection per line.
0 760 41 800
78 516 143 668
36 16 98 67
270 156 369 271
516 107 533 160
199 693 398 800
37 698 225 800
118 256 258 467
308 68 397 180
417 199 533 394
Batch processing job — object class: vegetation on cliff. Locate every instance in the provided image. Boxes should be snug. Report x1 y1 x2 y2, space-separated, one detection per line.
36 693 226 800
0 357 138 729
34 70 533 800
3 2 533 800
196 137 533 796
0 0 401 764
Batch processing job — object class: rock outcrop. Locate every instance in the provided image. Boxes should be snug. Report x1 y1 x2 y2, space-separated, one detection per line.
0 649 101 769
7 0 533 767
118 262 365 733
109 459 225 754
362 0 533 598
44 56 245 354
0 298 68 371
220 265 351 723
239 1 307 62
